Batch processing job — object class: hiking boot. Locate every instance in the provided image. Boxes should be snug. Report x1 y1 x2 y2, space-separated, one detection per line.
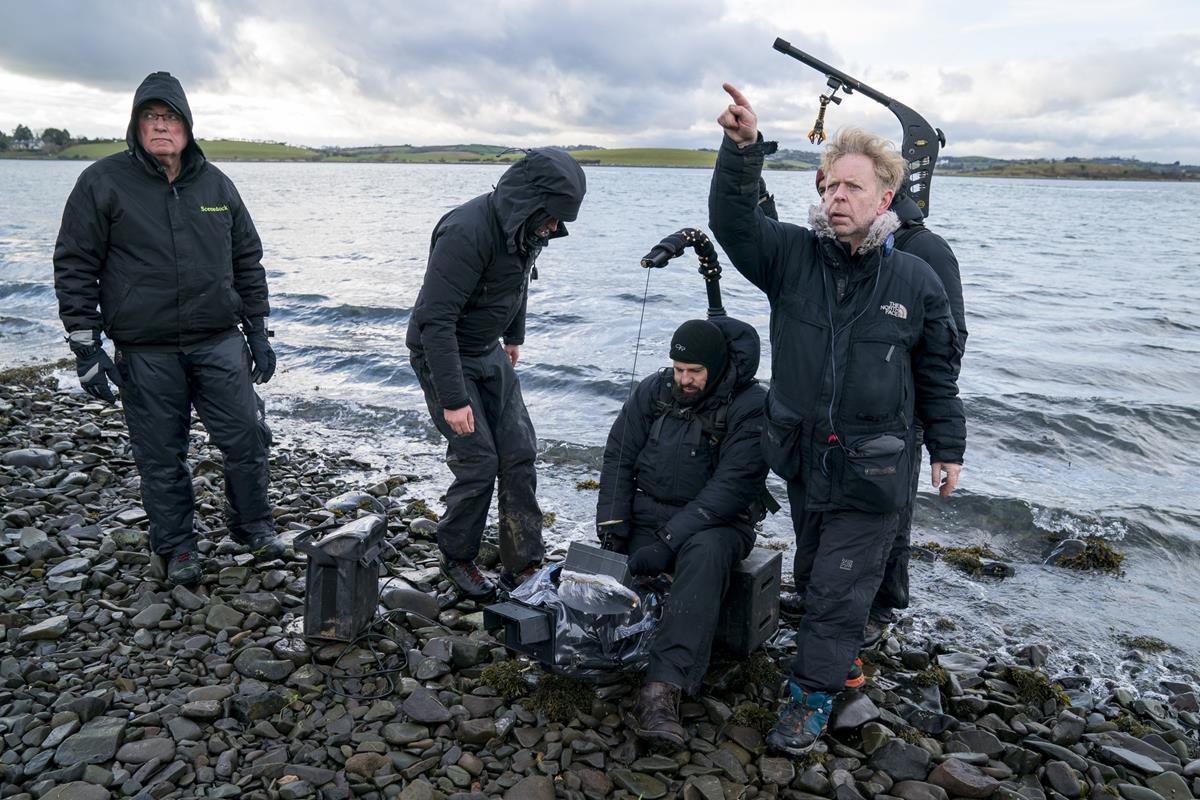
167 551 202 587
633 681 685 750
237 530 286 562
441 558 496 600
766 681 834 755
779 591 806 619
845 657 865 689
498 562 542 593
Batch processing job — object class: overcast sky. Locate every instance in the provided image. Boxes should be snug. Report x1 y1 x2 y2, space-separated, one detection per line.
2 0 1198 161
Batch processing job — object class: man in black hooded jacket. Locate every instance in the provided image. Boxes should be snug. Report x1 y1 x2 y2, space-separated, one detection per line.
596 317 768 749
53 72 280 587
407 149 586 598
710 84 965 754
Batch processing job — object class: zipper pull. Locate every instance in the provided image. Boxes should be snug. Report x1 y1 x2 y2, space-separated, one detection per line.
171 185 179 199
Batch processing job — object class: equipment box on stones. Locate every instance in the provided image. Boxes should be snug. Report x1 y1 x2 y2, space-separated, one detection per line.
482 601 556 663
716 547 781 657
297 514 385 642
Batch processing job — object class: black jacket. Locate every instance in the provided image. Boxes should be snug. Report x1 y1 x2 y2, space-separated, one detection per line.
709 135 965 514
405 148 587 410
54 72 269 351
891 190 969 355
596 317 769 553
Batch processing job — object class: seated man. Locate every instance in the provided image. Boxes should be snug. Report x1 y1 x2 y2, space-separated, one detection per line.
596 317 769 749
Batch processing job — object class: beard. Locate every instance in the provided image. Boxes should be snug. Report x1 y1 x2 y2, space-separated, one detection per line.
671 381 703 406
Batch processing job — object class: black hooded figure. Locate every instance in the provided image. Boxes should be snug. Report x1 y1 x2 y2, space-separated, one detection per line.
406 148 587 598
53 71 281 587
596 317 769 749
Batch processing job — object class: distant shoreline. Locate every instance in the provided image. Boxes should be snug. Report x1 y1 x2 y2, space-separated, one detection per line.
3 144 1197 181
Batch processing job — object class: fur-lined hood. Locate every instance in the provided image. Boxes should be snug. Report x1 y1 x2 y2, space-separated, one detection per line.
808 205 900 254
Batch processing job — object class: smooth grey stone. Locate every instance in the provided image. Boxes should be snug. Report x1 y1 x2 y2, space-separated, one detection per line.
2 448 59 468
115 737 176 765
230 689 290 721
759 755 795 785
187 685 233 702
1117 785 1166 800
1183 759 1200 778
457 718 495 746
40 782 111 800
871 739 932 781
278 779 315 800
130 603 172 628
403 688 451 724
48 574 88 592
166 717 202 741
1051 713 1087 746
233 647 294 681
205 604 245 632
609 770 667 800
381 585 439 618
950 730 1005 758
54 716 126 767
1098 746 1166 775
282 765 336 786
1144 772 1192 800
834 692 882 730
938 652 989 677
1025 738 1090 772
928 758 1001 798
229 592 283 617
1043 761 1083 798
180 700 222 720
383 722 430 745
893 780 950 800
47 556 91 576
19 614 70 641
1044 539 1086 566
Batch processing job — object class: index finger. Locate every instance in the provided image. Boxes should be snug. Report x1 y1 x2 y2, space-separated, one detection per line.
722 82 752 109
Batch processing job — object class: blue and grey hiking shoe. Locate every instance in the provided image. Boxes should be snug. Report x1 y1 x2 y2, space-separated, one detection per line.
237 530 286 562
167 551 203 587
766 681 834 755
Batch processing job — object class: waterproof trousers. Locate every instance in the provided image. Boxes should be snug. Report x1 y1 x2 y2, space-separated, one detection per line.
792 434 924 622
787 482 898 693
114 333 273 558
631 526 747 694
411 345 544 574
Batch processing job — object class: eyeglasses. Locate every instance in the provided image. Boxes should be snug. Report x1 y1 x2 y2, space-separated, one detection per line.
139 110 183 125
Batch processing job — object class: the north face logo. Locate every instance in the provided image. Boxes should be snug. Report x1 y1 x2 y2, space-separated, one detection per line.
881 301 908 319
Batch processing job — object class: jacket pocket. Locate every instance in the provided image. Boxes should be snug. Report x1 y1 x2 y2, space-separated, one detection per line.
840 433 911 513
763 391 805 482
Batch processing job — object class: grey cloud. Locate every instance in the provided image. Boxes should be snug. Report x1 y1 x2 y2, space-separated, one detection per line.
0 1 226 91
939 70 972 94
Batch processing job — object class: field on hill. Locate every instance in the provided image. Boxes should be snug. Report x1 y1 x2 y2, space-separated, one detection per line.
54 140 320 161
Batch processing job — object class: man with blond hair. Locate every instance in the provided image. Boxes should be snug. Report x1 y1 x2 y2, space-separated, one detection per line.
709 84 965 754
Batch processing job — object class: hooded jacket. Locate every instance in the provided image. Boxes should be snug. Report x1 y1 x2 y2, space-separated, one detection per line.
53 72 269 351
709 135 965 514
596 316 769 553
890 188 968 356
405 148 587 410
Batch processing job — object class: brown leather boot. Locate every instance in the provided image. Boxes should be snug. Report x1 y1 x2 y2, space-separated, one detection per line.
634 681 685 750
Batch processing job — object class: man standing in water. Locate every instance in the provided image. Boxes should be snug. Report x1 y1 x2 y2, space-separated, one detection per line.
407 149 587 599
54 71 281 588
709 84 965 754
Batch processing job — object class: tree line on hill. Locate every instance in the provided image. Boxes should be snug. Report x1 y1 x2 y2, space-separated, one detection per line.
0 125 110 154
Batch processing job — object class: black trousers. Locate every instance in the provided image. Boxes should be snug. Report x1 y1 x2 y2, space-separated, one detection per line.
114 333 272 557
630 526 747 694
411 346 543 574
793 437 923 622
788 482 898 693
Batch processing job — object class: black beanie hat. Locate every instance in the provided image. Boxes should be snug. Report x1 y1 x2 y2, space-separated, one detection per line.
670 319 728 377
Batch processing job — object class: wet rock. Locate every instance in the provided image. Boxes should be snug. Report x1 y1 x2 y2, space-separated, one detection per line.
205 603 245 631
344 752 390 778
383 722 430 745
130 603 172 628
403 687 451 723
1144 772 1191 800
1117 786 1166 800
3 447 59 468
834 691 882 730
948 729 1005 758
870 739 931 781
1043 761 1083 798
1098 746 1166 775
504 775 555 800
381 585 439 618
893 780 950 800
576 768 612 798
230 688 291 721
1025 738 1090 772
278 779 316 800
938 652 988 678
759 756 795 785
41 782 111 800
611 769 668 799
233 647 295 681
928 758 1000 798
19 614 70 640
54 716 126 767
1184 760 1200 778
115 737 176 765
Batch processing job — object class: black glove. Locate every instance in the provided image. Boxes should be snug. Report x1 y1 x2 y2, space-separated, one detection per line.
242 317 276 384
598 527 630 555
68 330 122 404
627 540 675 576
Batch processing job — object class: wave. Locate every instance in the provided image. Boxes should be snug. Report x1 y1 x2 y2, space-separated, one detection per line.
0 281 54 301
273 302 412 328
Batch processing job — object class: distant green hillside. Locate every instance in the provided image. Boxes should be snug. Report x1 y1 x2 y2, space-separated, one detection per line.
570 148 716 168
53 139 321 161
